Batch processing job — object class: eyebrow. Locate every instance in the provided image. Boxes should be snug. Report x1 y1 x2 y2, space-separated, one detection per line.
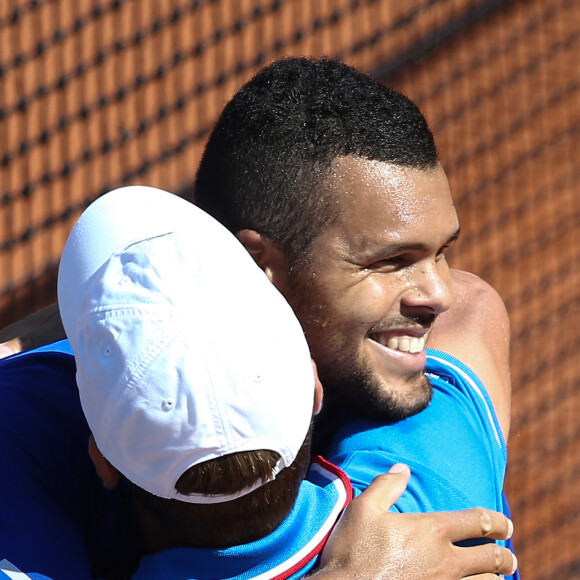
359 227 461 261
446 227 461 246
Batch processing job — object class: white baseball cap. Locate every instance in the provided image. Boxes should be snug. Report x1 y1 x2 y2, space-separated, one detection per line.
57 185 315 504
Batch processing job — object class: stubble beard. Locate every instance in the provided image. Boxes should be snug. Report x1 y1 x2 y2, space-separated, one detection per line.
285 266 433 424
316 349 433 424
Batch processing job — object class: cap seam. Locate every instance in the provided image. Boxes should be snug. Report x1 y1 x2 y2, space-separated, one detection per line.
97 306 179 456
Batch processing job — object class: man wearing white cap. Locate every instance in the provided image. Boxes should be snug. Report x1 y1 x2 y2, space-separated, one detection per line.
55 184 339 578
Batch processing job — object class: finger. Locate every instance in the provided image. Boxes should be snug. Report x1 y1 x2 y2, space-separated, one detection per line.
355 463 411 508
457 543 518 578
445 508 513 542
0 338 24 359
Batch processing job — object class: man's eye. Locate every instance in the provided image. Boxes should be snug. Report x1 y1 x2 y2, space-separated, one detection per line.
364 255 407 271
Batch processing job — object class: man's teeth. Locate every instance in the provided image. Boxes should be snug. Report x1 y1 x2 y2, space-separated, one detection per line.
376 335 425 353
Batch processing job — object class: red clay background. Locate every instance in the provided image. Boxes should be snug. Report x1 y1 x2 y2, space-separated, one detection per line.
1 1 578 577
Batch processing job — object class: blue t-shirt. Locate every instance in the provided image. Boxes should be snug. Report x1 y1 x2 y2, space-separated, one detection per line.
0 342 517 579
326 349 516 579
0 340 143 580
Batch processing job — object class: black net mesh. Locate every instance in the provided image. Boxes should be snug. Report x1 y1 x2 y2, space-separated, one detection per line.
1 1 579 578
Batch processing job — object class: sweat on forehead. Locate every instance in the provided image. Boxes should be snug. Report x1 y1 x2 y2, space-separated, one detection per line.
194 56 439 263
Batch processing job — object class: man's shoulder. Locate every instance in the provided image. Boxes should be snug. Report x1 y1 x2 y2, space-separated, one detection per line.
0 340 76 400
433 270 508 339
428 269 511 437
328 350 504 458
425 348 505 447
0 339 74 371
325 350 507 504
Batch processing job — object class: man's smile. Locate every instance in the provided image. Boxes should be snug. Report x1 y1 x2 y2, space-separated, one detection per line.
366 329 431 376
369 332 427 354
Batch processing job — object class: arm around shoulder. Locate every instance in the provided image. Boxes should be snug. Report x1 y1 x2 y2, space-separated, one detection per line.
309 464 517 580
428 269 511 438
0 304 64 358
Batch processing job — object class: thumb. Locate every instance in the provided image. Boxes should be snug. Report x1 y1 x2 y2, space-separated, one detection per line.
358 463 411 509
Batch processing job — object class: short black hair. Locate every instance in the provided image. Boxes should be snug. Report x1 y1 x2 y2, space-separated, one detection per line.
195 56 438 263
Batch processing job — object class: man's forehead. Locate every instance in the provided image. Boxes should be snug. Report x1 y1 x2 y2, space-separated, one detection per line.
325 157 454 219
312 157 459 257
325 156 448 198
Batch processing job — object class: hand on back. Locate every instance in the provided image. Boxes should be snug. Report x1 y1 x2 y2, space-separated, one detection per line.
316 464 517 580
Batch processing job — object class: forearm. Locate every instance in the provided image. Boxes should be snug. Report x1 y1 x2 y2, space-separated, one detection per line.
0 304 64 358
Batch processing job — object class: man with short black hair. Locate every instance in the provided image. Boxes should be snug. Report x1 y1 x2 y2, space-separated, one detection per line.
194 56 516 576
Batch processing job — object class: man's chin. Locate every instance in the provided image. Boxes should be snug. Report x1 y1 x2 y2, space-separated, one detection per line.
369 387 433 423
337 371 433 423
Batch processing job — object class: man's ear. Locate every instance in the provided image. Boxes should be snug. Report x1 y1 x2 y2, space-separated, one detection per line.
236 229 290 292
312 360 324 415
88 435 120 490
